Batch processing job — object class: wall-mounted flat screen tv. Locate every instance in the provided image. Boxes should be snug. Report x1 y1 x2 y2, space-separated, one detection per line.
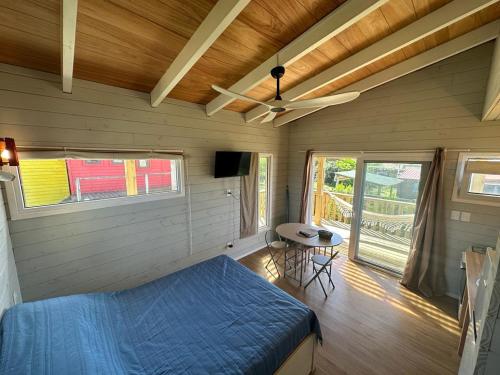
214 151 251 178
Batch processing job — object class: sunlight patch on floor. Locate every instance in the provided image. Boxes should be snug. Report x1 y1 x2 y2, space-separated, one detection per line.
256 249 459 336
335 258 459 333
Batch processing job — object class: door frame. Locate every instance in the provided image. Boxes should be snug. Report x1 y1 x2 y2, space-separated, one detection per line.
309 151 434 266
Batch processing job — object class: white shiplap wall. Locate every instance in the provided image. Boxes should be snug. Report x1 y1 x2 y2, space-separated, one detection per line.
287 42 500 297
0 187 21 317
0 63 288 301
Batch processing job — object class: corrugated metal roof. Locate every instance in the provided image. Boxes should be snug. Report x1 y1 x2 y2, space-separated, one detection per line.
335 170 402 186
397 167 421 181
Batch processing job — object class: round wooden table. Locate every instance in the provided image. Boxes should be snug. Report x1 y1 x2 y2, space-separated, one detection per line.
276 223 343 285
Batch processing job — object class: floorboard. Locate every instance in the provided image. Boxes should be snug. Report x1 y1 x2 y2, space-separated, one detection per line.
239 249 460 375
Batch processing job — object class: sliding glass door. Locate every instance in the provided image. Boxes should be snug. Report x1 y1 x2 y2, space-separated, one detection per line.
310 152 431 275
355 161 429 273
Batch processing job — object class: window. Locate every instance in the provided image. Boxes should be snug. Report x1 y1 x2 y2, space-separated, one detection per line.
5 152 184 219
258 154 272 229
452 153 500 206
138 159 149 168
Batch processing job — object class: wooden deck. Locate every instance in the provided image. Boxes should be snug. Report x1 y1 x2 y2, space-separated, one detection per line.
322 221 410 273
240 249 460 375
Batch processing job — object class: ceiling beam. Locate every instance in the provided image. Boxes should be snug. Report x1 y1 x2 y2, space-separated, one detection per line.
482 35 500 121
150 0 250 107
246 0 498 123
205 0 389 116
273 20 500 127
61 0 78 93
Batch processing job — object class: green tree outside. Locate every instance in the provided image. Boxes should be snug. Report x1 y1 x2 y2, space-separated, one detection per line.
324 158 356 193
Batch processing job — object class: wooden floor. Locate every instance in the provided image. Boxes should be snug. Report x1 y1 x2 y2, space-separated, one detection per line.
239 249 461 375
323 221 411 272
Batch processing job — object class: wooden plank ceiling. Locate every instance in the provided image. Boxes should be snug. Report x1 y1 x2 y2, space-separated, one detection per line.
0 0 499 113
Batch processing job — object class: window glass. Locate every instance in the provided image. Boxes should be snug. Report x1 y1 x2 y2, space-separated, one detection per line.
453 153 500 206
17 158 181 209
258 156 271 228
468 173 500 196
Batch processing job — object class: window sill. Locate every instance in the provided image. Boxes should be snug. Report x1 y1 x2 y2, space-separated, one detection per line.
451 194 500 208
6 188 185 220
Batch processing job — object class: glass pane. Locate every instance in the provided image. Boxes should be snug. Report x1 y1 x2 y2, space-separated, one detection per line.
468 173 500 196
18 158 179 208
18 160 71 208
258 157 269 228
138 159 149 168
325 158 356 195
357 162 423 273
311 157 356 255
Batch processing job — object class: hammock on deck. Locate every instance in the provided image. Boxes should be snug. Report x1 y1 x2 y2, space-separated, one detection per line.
330 194 414 234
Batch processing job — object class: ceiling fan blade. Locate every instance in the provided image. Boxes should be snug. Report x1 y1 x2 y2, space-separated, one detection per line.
285 91 360 109
212 85 272 107
260 111 277 123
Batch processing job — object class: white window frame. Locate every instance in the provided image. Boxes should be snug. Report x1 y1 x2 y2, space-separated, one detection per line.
4 152 185 220
258 153 272 231
452 152 500 207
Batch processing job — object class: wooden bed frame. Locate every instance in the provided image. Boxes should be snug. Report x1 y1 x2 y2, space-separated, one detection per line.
275 334 316 375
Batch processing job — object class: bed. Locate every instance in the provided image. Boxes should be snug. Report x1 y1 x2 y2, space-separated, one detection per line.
0 255 321 374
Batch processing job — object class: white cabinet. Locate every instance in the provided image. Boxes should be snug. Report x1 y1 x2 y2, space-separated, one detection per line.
459 234 500 375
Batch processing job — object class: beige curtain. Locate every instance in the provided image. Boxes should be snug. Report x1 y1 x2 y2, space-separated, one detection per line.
240 153 259 238
299 150 313 224
401 148 446 297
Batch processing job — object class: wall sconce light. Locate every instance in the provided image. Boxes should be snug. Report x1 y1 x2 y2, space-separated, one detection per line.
0 138 19 166
0 137 18 181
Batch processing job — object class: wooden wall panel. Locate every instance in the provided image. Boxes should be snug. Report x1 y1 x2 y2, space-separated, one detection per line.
0 0 345 104
286 43 500 298
299 3 500 100
0 0 216 92
170 0 346 106
0 63 288 301
0 0 497 113
0 189 21 317
0 1 59 74
224 0 448 112
224 1 499 112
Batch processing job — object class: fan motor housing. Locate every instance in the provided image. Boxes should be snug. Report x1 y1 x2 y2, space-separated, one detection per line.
270 66 285 79
271 107 286 113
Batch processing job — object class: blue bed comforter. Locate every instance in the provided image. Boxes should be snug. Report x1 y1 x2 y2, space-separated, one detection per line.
0 255 321 374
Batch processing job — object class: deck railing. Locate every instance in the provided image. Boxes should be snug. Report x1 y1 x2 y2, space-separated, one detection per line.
74 172 171 201
258 189 267 227
313 191 416 238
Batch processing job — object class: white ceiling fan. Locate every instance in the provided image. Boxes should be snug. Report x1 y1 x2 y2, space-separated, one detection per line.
212 65 360 123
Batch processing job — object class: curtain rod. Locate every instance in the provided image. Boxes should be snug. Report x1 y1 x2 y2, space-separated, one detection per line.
16 145 184 154
297 148 473 153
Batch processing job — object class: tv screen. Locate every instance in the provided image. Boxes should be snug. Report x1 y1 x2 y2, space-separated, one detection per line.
214 151 251 178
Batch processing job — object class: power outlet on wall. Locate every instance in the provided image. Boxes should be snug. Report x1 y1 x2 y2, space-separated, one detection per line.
460 212 471 222
450 210 460 221
226 241 234 249
225 189 232 197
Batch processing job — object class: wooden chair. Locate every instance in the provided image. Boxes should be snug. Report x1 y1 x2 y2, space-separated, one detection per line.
304 250 339 298
264 230 287 278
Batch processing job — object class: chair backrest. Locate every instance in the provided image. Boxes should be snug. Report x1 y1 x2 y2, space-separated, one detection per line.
329 250 340 263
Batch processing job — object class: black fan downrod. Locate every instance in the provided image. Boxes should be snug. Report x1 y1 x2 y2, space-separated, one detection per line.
270 66 286 112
